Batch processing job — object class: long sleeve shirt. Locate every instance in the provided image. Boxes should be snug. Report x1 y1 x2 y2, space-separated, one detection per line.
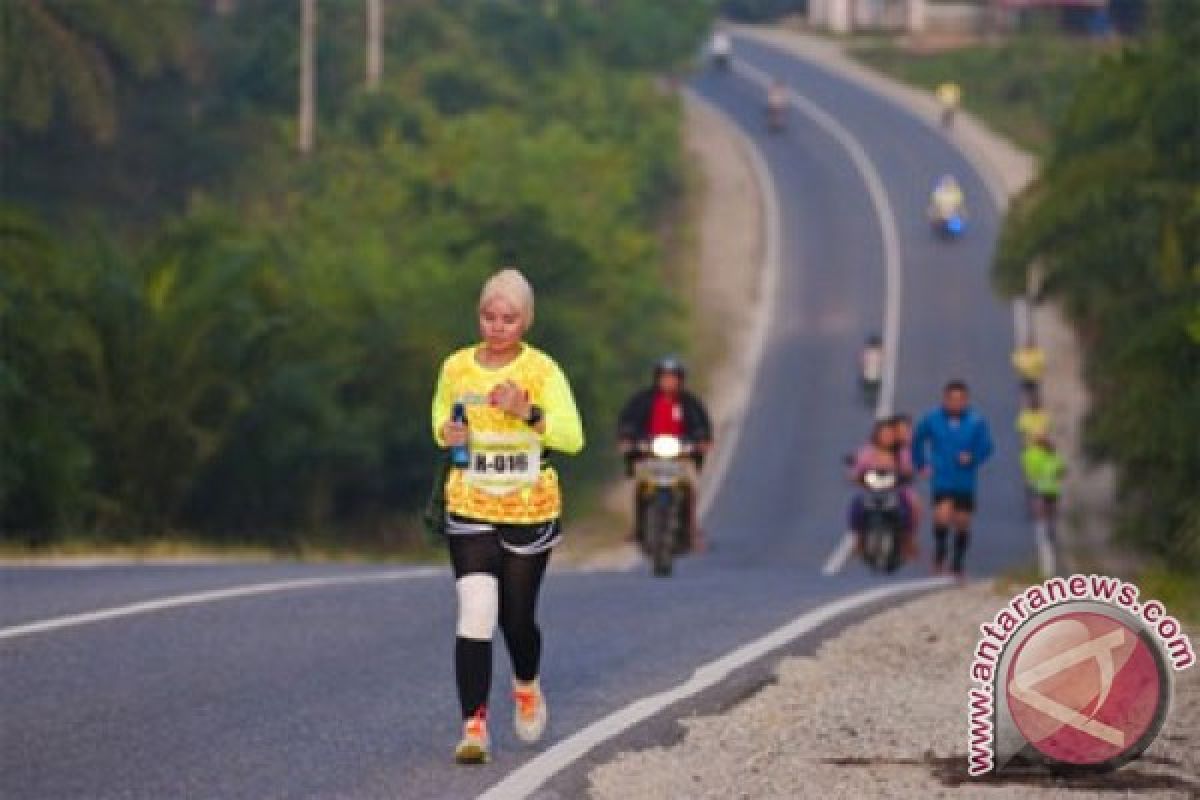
432 343 583 523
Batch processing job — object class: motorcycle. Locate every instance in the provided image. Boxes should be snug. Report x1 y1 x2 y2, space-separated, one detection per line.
766 101 786 134
852 467 906 573
631 435 697 577
859 346 883 406
929 204 967 239
710 33 732 71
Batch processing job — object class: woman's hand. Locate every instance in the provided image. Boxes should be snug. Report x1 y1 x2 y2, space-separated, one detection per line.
490 380 531 420
442 419 468 447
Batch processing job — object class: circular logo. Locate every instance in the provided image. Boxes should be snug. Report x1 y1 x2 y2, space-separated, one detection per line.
1005 609 1169 770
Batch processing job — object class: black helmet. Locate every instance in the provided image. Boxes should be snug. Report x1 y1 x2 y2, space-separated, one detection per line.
653 356 686 381
866 333 882 347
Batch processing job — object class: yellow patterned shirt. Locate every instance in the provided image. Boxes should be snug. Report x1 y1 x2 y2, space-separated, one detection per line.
432 343 584 524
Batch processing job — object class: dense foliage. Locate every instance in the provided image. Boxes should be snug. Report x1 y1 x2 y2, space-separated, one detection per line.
0 1 713 547
995 0 1200 569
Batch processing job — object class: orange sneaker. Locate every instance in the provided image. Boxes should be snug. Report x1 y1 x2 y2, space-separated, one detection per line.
454 706 489 764
513 679 548 743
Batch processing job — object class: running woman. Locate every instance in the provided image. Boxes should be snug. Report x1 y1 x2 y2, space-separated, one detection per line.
911 380 994 580
432 268 584 764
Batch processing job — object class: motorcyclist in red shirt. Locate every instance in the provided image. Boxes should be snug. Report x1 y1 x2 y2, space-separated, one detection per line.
617 358 713 549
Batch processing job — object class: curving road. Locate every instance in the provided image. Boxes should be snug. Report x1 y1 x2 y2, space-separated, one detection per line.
0 35 1030 800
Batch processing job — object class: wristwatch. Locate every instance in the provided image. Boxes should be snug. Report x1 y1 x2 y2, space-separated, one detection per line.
524 404 544 427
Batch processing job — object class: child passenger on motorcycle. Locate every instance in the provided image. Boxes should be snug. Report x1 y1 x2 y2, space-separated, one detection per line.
847 419 916 556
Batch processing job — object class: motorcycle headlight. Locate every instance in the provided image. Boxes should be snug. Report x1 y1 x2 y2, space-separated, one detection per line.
863 470 896 491
650 435 683 459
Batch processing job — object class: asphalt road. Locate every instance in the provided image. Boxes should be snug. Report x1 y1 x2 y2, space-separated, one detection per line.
0 36 1030 800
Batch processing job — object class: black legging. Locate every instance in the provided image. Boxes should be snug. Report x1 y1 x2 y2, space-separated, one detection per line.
449 533 551 719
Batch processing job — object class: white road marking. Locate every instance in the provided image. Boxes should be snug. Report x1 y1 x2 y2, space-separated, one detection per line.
0 568 440 641
730 59 905 576
821 531 858 576
682 89 784 523
478 576 951 799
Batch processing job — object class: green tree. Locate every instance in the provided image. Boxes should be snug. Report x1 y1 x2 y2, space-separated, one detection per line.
0 0 190 142
995 0 1200 568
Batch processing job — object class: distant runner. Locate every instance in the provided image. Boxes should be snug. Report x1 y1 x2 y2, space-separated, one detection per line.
912 380 994 581
1011 340 1045 394
936 81 961 129
1021 433 1065 572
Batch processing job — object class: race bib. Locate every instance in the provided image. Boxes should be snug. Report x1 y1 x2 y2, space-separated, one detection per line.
464 431 542 495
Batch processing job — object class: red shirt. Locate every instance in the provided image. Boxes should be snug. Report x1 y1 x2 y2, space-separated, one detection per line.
648 391 685 437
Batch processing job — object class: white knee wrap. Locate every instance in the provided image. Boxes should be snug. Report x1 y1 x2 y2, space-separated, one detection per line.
456 573 499 640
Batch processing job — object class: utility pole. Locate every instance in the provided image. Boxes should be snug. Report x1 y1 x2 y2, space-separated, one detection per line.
298 0 316 155
366 0 383 89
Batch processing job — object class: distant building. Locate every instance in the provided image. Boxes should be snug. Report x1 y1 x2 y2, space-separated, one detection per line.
808 0 917 33
808 0 1128 35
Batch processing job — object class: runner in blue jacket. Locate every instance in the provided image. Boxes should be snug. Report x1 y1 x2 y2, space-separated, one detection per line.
912 380 994 579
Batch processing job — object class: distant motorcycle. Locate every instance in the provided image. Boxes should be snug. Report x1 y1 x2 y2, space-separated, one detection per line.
853 467 906 573
766 103 786 134
929 205 967 239
631 435 697 577
859 340 883 406
710 32 732 72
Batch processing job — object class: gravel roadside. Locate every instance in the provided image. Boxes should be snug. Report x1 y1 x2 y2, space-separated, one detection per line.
588 582 1199 799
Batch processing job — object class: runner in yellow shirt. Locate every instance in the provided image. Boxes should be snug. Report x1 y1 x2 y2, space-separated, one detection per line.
936 81 961 129
431 268 583 765
1012 341 1045 393
1015 387 1051 446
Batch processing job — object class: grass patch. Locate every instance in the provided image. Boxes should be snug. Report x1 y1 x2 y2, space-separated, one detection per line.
993 562 1046 596
992 564 1199 626
849 34 1103 155
1134 566 1200 626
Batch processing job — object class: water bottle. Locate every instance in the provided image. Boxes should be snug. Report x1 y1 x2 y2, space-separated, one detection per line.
449 402 470 467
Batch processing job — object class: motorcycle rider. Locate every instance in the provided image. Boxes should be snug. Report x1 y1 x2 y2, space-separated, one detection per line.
860 334 884 391
847 419 914 557
710 29 732 69
766 79 787 131
617 358 713 550
929 174 965 224
911 380 994 581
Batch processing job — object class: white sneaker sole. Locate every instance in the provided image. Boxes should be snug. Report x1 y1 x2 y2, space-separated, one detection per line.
455 740 490 764
515 706 547 743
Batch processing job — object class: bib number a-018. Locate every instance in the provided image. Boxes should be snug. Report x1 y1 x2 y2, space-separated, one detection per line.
464 432 541 494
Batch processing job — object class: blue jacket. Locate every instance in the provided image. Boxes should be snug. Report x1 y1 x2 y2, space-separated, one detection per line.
911 406 994 493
